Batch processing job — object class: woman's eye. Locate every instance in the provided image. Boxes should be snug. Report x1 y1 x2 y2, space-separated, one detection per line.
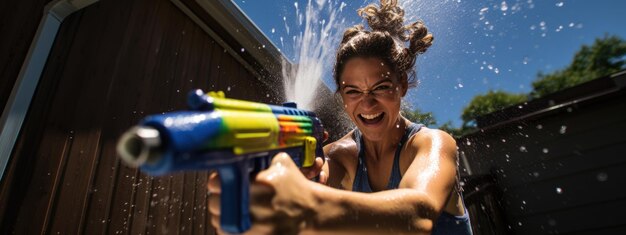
375 85 392 90
345 90 360 94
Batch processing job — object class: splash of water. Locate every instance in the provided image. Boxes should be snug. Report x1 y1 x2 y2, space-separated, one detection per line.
282 0 344 110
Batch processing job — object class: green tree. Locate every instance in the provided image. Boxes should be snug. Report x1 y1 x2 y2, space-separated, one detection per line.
461 90 527 127
438 121 468 138
401 107 437 127
531 35 626 98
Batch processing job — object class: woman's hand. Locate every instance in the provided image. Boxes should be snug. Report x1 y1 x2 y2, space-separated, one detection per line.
300 131 330 184
208 172 278 235
208 153 319 234
299 156 328 184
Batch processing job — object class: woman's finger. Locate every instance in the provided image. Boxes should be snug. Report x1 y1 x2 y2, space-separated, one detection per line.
249 182 275 216
208 193 221 215
210 213 221 231
318 169 328 185
208 171 221 194
301 156 324 179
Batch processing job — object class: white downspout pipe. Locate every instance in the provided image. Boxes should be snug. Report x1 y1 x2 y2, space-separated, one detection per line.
0 0 99 181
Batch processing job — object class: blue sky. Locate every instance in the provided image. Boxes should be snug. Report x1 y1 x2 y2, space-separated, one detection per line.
232 0 626 127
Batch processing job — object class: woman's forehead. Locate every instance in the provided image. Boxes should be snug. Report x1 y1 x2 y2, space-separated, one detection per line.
340 57 395 85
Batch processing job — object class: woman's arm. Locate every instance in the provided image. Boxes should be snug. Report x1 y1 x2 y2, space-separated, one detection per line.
250 128 458 234
208 128 458 234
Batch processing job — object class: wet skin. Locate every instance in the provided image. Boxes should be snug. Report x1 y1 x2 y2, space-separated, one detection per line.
208 57 464 234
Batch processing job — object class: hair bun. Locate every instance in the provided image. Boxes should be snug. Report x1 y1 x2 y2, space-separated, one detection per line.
358 0 406 40
341 25 365 44
406 21 433 55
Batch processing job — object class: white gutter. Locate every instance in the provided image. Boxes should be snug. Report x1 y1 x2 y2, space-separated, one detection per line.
170 0 289 86
0 0 99 181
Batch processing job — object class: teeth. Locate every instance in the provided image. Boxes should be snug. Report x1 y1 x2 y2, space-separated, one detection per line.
360 112 382 120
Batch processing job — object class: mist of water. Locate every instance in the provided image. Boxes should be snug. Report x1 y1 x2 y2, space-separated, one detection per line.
282 0 345 111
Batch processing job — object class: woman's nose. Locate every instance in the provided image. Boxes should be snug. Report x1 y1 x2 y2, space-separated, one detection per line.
360 93 378 108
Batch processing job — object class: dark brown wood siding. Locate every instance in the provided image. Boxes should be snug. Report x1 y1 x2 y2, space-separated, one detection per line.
0 0 281 234
459 74 626 234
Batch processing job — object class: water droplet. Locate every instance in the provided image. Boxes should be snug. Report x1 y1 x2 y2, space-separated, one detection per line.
542 148 549 153
556 2 564 7
240 48 245 52
500 1 508 11
519 146 527 152
555 25 563 32
396 124 400 128
266 94 270 98
536 124 543 129
597 172 608 182
176 89 180 93
466 140 471 146
559 125 567 134
458 83 464 88
271 28 275 33
227 86 231 91
518 222 522 226
533 172 540 177
555 187 563 194
501 139 506 143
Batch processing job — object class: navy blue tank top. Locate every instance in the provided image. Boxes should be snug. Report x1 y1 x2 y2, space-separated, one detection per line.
352 123 473 235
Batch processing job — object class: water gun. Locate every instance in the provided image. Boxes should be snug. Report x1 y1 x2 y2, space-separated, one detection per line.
116 89 325 233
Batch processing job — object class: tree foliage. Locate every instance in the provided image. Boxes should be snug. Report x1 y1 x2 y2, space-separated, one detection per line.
460 90 527 126
401 107 437 127
531 35 626 98
406 35 626 138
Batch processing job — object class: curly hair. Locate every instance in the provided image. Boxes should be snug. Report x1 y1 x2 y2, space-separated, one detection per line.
333 0 433 91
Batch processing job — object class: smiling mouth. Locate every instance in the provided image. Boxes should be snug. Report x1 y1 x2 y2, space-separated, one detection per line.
359 112 385 125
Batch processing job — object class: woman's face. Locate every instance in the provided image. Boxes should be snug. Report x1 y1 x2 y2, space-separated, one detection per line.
339 57 407 141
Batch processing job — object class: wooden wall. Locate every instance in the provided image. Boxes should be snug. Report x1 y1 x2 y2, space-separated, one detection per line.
0 0 55 113
459 73 626 234
0 0 282 234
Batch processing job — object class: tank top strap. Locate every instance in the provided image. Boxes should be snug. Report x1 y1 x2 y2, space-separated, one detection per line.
387 123 423 189
352 129 372 192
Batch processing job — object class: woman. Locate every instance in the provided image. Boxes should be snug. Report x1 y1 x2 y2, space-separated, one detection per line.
209 0 472 234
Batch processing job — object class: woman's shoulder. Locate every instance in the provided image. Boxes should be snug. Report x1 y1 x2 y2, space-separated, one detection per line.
409 126 457 151
323 130 358 162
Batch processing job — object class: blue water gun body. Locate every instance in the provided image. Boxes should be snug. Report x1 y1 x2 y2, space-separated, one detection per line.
116 90 324 233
